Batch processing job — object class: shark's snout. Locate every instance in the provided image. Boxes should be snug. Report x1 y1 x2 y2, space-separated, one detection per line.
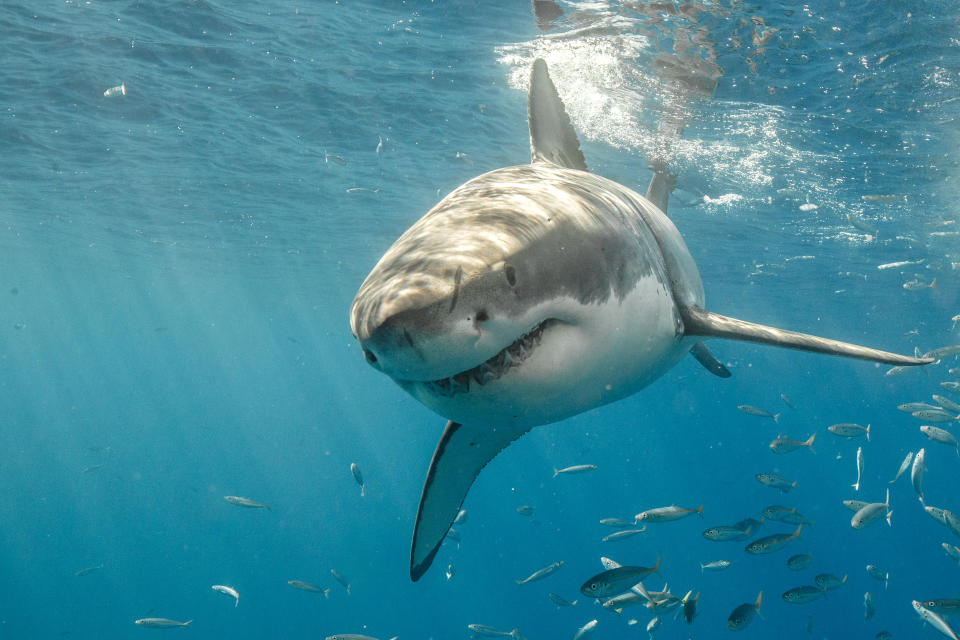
356 313 429 378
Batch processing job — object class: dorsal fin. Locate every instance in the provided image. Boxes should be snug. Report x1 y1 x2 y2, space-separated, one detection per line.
528 59 587 170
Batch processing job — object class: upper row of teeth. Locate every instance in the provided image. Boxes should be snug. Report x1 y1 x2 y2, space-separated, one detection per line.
425 323 545 397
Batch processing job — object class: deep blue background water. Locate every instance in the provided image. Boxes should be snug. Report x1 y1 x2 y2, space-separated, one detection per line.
1 1 958 638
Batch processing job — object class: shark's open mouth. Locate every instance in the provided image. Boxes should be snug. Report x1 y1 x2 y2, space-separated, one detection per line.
422 319 559 397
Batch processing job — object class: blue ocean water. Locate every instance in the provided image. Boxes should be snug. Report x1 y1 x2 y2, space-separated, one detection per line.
1 0 958 638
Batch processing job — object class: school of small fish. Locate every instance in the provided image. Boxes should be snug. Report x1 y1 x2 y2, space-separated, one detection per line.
120 328 959 638
431 341 960 638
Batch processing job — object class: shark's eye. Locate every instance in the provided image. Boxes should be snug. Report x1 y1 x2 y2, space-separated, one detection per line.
363 349 378 364
504 264 517 287
476 309 488 322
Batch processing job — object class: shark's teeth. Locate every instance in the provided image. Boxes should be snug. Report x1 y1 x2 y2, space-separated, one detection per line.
424 320 556 397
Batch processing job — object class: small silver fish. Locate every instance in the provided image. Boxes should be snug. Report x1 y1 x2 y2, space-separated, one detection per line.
886 365 914 376
921 425 960 454
467 624 523 639
876 257 921 268
913 409 959 423
865 564 888 589
580 558 661 597
547 592 577 607
828 423 871 440
814 573 847 591
572 620 597 640
700 560 731 572
516 505 535 516
853 446 864 492
635 504 703 523
600 590 645 612
912 602 960 640
944 542 960 564
326 635 380 640
862 194 907 203
224 495 270 509
287 580 330 596
847 213 878 234
646 616 661 637
602 528 645 542
454 509 468 525
733 518 763 536
781 512 812 526
782 585 825 604
553 464 597 477
898 402 940 413
843 499 870 512
786 554 813 571
889 451 914 484
677 590 699 623
850 489 891 529
934 395 960 415
864 592 876 620
780 393 795 409
446 563 455 580
903 277 936 290
515 560 564 585
330 569 351 595
702 525 748 542
351 463 365 497
212 584 239 607
926 505 948 525
74 564 104 577
911 448 926 502
943 381 960 395
737 405 779 421
769 433 816 454
745 526 803 554
944 510 960 538
924 344 960 359
600 517 634 528
134 618 192 628
727 591 762 631
761 505 798 522
756 473 796 492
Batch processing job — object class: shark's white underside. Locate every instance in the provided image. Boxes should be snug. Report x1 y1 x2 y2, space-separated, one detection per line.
403 276 693 428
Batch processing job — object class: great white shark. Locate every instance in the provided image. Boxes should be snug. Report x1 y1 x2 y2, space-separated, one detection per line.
349 59 931 581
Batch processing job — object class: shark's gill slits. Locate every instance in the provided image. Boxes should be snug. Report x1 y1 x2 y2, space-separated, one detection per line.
423 319 560 397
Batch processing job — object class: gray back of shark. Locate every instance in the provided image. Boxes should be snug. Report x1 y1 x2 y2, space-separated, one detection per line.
349 58 930 582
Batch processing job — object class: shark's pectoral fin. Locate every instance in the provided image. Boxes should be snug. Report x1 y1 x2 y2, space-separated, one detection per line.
682 307 933 366
410 420 530 581
528 59 588 171
689 341 731 377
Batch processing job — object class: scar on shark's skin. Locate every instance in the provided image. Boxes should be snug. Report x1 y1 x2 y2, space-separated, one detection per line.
448 265 462 314
349 59 932 582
